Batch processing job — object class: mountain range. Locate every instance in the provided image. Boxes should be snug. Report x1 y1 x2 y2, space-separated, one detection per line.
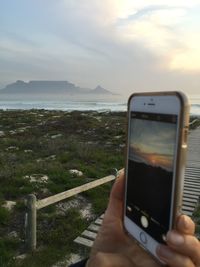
0 80 114 96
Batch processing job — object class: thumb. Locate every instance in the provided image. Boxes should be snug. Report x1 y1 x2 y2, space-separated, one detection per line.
106 170 125 218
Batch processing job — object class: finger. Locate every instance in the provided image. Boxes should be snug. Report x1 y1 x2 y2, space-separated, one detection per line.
166 230 200 266
110 169 125 201
176 215 195 235
106 170 125 218
157 244 195 267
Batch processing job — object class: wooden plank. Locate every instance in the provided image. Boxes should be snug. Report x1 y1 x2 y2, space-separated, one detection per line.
183 195 199 201
184 182 200 186
183 190 199 196
185 173 200 178
184 181 200 186
184 186 200 192
185 179 200 184
184 177 200 181
187 161 200 163
74 236 93 247
186 179 200 183
187 160 200 163
182 206 196 212
185 168 200 172
82 230 97 240
94 218 103 225
184 181 200 185
188 143 200 146
183 201 197 210
36 175 115 210
184 176 200 180
184 184 200 190
100 214 104 219
185 169 200 172
185 176 200 180
185 167 200 170
74 128 200 249
182 210 193 216
183 197 198 203
186 176 200 181
185 180 200 184
183 194 198 201
183 186 200 193
88 224 100 232
186 164 200 168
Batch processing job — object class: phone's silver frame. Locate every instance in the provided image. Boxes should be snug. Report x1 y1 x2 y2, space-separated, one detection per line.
124 91 190 262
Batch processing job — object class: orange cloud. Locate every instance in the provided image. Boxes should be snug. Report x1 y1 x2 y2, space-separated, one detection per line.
130 145 173 171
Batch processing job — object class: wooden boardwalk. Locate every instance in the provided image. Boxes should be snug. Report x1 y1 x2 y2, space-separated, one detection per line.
183 127 200 216
74 127 200 247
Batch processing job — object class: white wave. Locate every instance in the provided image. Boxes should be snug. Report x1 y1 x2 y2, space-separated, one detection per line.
0 100 200 115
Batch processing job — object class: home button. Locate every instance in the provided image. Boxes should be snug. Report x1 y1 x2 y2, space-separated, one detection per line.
139 232 147 244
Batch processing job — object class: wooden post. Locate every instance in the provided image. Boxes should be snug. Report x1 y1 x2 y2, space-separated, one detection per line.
26 194 37 252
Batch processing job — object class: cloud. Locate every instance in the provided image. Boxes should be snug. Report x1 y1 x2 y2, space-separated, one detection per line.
130 145 173 171
1 0 200 93
61 0 200 77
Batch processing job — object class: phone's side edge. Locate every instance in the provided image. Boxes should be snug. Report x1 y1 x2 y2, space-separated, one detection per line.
171 92 190 229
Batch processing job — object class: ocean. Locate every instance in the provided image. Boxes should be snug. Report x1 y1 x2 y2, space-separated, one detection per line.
0 100 126 112
0 97 200 116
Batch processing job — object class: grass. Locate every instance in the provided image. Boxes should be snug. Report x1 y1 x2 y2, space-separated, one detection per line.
0 238 19 267
0 110 126 266
10 209 89 267
0 110 199 266
83 183 112 215
0 207 10 226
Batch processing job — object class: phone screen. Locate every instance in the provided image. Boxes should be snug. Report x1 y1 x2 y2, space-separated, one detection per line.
126 111 178 243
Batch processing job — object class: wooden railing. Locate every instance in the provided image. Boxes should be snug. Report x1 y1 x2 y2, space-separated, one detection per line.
24 119 199 253
25 170 118 252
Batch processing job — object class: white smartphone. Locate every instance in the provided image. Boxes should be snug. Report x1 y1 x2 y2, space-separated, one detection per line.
124 91 190 261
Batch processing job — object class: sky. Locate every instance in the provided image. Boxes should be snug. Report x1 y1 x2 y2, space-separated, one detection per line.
130 118 176 171
1 0 200 96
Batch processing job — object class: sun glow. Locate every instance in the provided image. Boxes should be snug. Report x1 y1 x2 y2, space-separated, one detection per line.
115 1 200 72
170 34 200 72
145 153 173 171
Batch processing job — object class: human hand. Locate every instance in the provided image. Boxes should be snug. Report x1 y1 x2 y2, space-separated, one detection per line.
157 214 200 267
86 171 200 267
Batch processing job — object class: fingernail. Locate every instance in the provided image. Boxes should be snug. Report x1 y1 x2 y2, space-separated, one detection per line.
157 245 174 260
166 231 184 245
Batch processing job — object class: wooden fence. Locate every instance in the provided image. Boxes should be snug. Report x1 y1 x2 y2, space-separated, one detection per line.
74 126 200 247
24 120 199 253
25 170 118 252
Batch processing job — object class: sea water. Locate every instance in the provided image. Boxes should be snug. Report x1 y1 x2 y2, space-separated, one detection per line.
0 100 127 112
0 97 200 115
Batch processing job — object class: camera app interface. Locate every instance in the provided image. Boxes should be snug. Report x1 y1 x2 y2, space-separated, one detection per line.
126 111 177 243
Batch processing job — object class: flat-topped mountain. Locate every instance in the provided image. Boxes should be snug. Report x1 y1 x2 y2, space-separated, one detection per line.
92 85 112 94
0 80 114 96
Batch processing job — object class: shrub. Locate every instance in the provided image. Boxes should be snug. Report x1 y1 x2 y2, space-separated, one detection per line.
0 207 10 226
